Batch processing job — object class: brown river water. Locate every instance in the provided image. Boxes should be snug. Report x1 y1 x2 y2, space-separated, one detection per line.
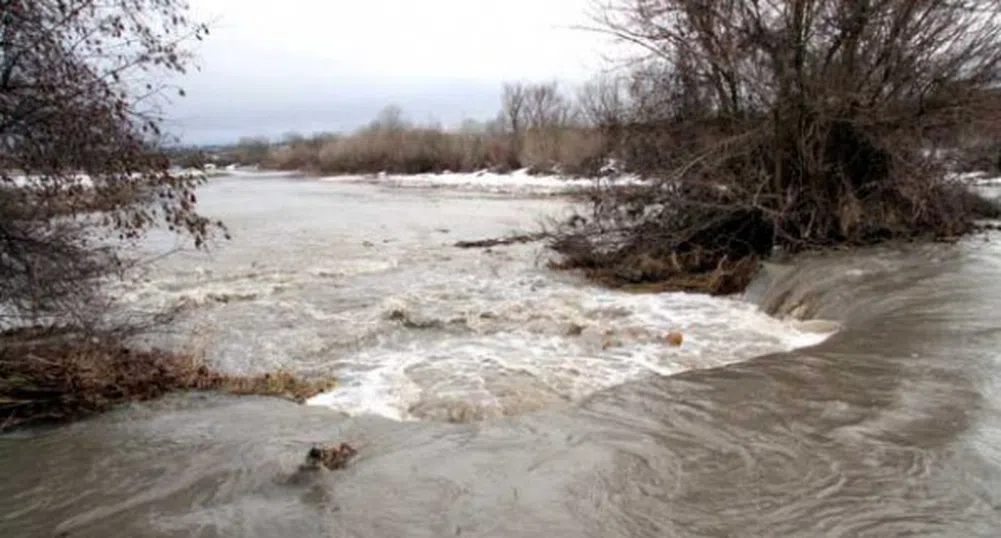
2 173 1000 537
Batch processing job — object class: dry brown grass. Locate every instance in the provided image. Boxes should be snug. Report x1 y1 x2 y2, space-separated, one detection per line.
0 330 336 432
233 79 625 176
264 123 610 176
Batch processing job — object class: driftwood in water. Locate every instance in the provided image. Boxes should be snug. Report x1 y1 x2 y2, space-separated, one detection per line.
454 233 549 249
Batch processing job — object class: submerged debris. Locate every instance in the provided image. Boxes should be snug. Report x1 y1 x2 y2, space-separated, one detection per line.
299 442 358 471
386 307 450 330
663 331 685 347
565 323 586 336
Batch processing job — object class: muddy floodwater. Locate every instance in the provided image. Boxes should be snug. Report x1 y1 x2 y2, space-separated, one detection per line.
2 173 1001 537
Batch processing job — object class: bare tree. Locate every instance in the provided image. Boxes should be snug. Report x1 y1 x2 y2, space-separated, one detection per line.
524 82 572 130
577 75 628 129
0 0 223 329
577 75 630 165
234 136 272 165
519 82 575 170
552 0 1001 293
501 83 528 168
370 104 408 133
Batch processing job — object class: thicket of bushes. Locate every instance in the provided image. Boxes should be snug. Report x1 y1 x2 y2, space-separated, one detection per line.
545 0 1001 295
225 82 621 176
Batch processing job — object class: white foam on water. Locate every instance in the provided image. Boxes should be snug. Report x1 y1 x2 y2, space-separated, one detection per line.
114 255 402 315
117 173 837 422
113 269 302 312
307 258 399 278
305 275 838 421
307 358 424 422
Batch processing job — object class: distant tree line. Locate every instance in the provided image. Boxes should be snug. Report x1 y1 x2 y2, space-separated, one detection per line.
204 81 619 176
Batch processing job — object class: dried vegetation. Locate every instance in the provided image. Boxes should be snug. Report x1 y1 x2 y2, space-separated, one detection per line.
0 329 335 432
547 0 1001 293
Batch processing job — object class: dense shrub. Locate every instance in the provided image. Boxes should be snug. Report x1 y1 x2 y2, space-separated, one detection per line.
548 0 1001 294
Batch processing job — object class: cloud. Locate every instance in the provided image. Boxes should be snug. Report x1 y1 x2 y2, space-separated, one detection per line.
166 0 613 144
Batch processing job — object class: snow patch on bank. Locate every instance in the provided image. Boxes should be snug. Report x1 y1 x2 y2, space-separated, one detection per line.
313 166 1001 196
319 168 647 195
951 171 1001 187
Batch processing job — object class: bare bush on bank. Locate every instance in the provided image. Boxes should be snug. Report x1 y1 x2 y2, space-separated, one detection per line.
0 0 224 329
548 0 1001 293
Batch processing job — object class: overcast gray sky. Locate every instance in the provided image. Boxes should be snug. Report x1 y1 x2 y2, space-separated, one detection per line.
167 0 614 145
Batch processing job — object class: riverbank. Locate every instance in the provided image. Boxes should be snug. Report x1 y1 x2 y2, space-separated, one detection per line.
544 170 1001 296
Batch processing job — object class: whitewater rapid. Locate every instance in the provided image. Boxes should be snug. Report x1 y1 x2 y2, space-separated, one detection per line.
119 171 835 422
